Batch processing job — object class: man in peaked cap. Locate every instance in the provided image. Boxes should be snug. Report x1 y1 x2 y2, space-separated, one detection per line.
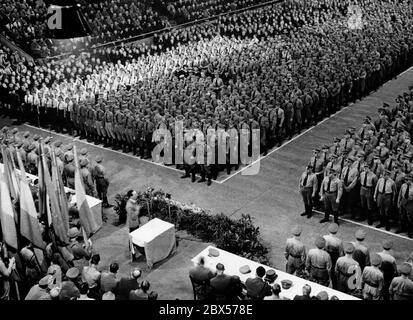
374 169 396 231
323 223 344 289
299 165 318 218
377 240 398 300
397 173 413 237
80 158 95 196
335 243 361 294
306 236 331 287
361 253 384 300
59 267 81 300
351 229 370 271
25 275 53 300
359 163 378 224
285 226 306 277
389 263 413 300
93 155 112 208
67 227 92 272
319 168 343 224
63 154 76 189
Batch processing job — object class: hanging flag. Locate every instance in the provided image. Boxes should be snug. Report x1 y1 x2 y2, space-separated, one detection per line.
1 147 19 202
40 143 69 244
37 144 48 225
16 151 46 250
0 166 18 249
73 145 99 237
51 149 69 235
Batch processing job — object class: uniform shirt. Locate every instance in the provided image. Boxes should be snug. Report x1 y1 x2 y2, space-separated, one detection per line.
25 285 50 300
377 251 397 275
299 171 317 190
371 161 384 178
320 176 343 198
399 183 413 203
374 177 396 196
59 280 80 300
340 137 355 150
323 234 344 258
306 248 332 271
359 171 378 188
351 241 370 269
285 237 306 261
100 271 119 293
308 156 324 174
335 256 360 278
341 166 358 187
361 266 384 293
389 277 413 300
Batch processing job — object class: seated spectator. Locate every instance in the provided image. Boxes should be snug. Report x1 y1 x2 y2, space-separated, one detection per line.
189 256 215 300
264 283 283 300
245 266 272 300
129 280 151 300
78 282 95 300
114 268 141 300
82 254 101 300
59 267 81 301
25 275 53 300
100 262 120 294
102 291 116 300
210 263 242 300
293 284 312 300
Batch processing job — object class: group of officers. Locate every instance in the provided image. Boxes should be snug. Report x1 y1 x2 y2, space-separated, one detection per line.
299 94 413 238
285 224 413 300
0 126 112 208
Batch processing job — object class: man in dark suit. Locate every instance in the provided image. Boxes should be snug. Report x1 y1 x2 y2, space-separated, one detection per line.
114 268 141 300
189 257 215 300
210 263 242 300
245 266 272 300
293 284 312 300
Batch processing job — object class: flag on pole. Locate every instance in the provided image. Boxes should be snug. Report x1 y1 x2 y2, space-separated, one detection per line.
73 145 99 237
16 151 46 250
0 166 18 249
1 147 19 202
40 142 69 244
51 149 69 235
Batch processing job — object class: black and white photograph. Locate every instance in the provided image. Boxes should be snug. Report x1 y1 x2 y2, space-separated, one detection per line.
0 0 412 309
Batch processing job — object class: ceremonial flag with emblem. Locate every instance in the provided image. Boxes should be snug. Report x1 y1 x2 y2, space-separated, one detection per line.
40 143 69 244
1 147 19 202
51 149 69 235
0 164 18 249
16 151 46 250
73 145 99 237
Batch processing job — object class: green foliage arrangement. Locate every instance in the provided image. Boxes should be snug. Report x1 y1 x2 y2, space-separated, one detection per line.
114 188 270 265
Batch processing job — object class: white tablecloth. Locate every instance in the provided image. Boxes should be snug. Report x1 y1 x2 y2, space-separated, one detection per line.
130 218 176 268
192 246 359 300
0 163 103 229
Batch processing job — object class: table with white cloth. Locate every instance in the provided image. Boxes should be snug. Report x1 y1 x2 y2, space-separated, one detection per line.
0 163 103 230
192 246 360 300
129 218 176 268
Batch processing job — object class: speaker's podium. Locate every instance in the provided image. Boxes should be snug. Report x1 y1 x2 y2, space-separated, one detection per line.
129 218 176 268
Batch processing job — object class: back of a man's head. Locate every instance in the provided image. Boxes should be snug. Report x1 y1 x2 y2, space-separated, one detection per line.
256 266 266 278
140 280 150 292
79 282 89 295
131 268 141 279
303 284 312 296
198 256 205 266
271 283 281 296
91 254 100 266
110 262 119 274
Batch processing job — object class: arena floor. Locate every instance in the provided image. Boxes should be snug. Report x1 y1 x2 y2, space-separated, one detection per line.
1 67 413 300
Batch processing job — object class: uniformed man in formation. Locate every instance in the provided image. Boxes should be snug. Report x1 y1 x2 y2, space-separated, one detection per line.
303 90 413 237
0 126 111 200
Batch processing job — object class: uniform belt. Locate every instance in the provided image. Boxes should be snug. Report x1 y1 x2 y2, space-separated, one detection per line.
325 191 337 194
338 269 353 277
378 192 393 195
289 253 302 259
303 186 313 189
96 176 105 179
361 185 373 189
311 265 327 270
